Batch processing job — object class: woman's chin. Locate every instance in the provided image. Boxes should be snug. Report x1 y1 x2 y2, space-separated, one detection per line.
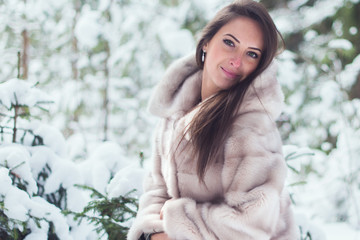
217 81 237 91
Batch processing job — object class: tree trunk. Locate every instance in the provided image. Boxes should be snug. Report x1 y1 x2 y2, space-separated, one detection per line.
21 29 29 79
103 41 110 141
71 0 80 81
102 0 113 141
12 105 19 143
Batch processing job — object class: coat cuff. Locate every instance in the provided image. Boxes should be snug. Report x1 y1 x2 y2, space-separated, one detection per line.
127 215 164 240
162 198 202 239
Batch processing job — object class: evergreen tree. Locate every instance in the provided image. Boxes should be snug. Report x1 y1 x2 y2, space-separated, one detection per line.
265 0 360 229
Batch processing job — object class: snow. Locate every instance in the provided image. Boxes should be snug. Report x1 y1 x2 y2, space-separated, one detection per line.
0 78 52 110
0 145 38 195
156 17 195 58
321 222 360 240
24 229 48 240
316 81 341 107
328 39 353 50
301 0 344 28
4 187 31 222
0 168 12 195
107 165 147 198
273 0 344 34
43 160 82 193
295 212 327 240
89 160 112 195
349 26 358 35
32 123 68 157
158 28 195 57
0 140 142 239
66 133 87 160
74 6 102 49
278 50 303 90
287 0 308 9
339 54 360 89
66 186 90 212
29 146 57 176
99 0 111 11
30 197 72 240
304 29 318 41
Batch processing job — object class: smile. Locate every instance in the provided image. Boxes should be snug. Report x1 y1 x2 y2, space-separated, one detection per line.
221 67 238 79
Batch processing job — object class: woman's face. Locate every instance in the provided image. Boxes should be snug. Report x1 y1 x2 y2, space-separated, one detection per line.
201 16 264 99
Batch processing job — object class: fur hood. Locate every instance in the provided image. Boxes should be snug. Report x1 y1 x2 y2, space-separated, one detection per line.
148 54 284 120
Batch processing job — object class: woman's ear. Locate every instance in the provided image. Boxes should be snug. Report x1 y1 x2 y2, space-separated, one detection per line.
202 43 208 52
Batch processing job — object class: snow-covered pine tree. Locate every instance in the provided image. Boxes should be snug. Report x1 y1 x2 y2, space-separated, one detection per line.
0 76 71 239
63 186 138 240
265 0 360 235
0 65 143 239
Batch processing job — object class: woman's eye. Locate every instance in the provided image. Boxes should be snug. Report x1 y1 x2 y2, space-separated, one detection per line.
223 39 234 47
247 51 258 59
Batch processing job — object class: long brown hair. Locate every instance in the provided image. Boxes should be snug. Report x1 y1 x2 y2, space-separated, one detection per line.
189 0 284 180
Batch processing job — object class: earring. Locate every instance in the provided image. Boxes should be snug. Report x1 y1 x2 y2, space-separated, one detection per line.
202 50 206 63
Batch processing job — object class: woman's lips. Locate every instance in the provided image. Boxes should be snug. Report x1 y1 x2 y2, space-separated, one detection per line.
221 67 238 79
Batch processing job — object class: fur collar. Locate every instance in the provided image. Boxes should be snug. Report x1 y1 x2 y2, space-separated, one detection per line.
148 54 284 120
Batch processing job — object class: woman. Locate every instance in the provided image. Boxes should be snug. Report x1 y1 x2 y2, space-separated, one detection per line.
128 0 298 239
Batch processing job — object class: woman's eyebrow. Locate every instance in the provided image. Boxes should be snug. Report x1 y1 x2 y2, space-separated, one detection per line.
224 33 240 43
249 47 262 53
224 34 262 52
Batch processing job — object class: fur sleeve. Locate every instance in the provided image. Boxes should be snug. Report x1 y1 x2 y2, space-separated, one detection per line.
127 124 170 240
161 113 297 240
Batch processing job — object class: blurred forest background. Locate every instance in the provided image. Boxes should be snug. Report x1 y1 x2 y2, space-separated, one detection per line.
0 0 360 239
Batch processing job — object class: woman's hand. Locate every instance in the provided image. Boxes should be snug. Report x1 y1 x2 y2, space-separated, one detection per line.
150 232 171 240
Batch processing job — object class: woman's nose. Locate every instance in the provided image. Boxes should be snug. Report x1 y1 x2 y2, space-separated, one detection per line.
230 56 242 68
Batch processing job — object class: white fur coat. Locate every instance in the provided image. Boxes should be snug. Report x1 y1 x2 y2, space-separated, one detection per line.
127 54 299 240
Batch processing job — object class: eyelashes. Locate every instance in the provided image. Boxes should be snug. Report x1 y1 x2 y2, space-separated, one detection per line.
223 38 259 59
223 39 235 47
247 51 259 59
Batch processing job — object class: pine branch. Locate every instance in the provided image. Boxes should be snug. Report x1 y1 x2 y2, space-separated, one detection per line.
35 105 51 113
0 113 11 118
64 187 138 240
285 152 315 161
286 164 300 174
9 160 26 172
35 100 54 105
288 181 307 187
299 226 313 240
74 184 106 198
